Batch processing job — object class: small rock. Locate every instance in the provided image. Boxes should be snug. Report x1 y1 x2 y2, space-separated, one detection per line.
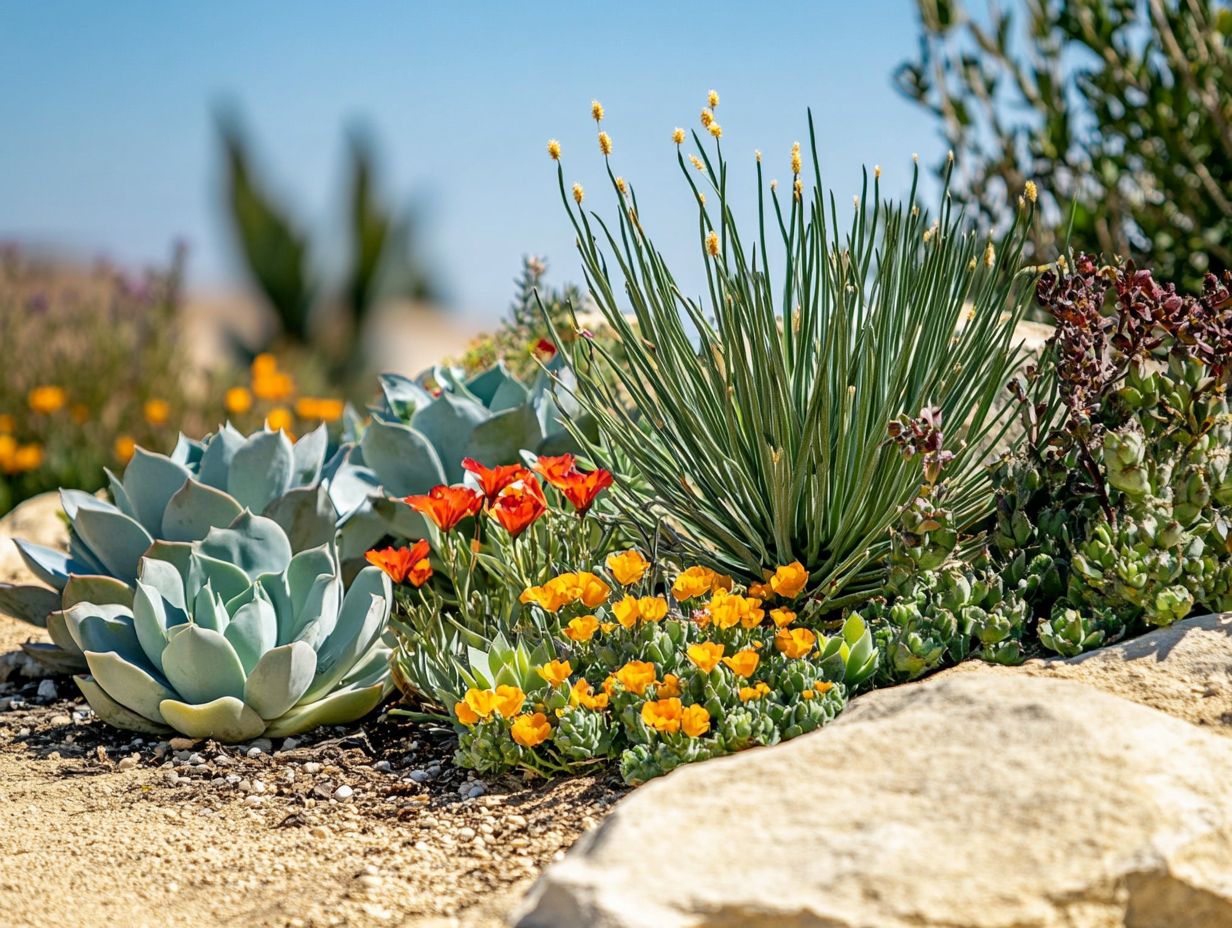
373 760 392 772
248 738 273 753
187 752 205 766
36 679 58 701
246 746 264 758
303 761 322 774
46 750 61 761
408 769 430 783
49 714 71 727
281 737 301 751
168 737 197 750
333 784 354 802
163 771 180 785
117 755 139 771
244 795 263 807
310 825 331 840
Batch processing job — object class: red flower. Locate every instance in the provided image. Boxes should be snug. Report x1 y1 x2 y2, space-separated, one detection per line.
490 476 548 536
534 337 557 358
366 540 433 587
404 485 484 532
555 467 614 514
533 453 578 487
462 458 533 504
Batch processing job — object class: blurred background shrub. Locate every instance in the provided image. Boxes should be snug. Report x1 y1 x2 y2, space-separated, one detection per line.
897 0 1232 290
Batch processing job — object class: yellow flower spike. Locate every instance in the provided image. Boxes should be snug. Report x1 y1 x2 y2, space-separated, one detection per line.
681 704 711 738
673 127 685 145
27 385 67 415
612 594 641 629
656 673 681 699
615 176 626 194
143 398 170 426
641 697 683 734
707 89 719 108
791 142 802 176
598 131 612 156
983 241 996 267
700 107 713 128
492 684 526 718
1024 180 1038 203
793 178 803 200
463 688 499 720
605 549 650 586
638 596 669 622
547 138 562 161
774 627 817 659
454 699 480 726
563 614 600 642
511 712 552 748
687 641 725 673
591 99 605 122
707 122 722 139
722 649 760 678
770 608 797 628
224 386 253 415
572 183 585 205
114 435 136 464
706 230 720 257
537 660 573 687
613 660 656 695
688 154 705 172
875 164 882 179
769 561 808 599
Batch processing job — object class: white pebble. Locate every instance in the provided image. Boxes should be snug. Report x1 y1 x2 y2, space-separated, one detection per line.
36 679 58 701
333 784 354 801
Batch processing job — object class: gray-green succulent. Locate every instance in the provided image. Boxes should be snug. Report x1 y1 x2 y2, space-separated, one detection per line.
69 512 392 741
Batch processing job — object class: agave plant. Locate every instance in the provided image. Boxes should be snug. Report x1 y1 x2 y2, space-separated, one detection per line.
548 103 1039 609
331 359 591 554
0 423 340 672
68 512 392 741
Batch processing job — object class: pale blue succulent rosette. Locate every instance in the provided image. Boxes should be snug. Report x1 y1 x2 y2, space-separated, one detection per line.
67 512 393 741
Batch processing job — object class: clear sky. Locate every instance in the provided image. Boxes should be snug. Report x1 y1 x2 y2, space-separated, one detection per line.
0 2 942 322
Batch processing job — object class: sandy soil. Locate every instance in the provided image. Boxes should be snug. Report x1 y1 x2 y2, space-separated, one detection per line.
0 501 620 928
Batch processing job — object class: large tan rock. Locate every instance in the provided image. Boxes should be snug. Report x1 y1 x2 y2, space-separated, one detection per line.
937 613 1232 735
0 490 65 586
515 674 1232 928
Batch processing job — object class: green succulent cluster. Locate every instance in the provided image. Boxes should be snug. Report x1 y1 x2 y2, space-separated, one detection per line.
68 513 392 741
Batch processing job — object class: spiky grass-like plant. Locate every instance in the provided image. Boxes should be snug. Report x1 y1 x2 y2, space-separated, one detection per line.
546 100 1040 611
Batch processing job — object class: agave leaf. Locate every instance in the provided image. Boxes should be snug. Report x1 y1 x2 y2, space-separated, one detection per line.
302 566 389 701
104 468 140 521
409 392 489 483
291 424 329 485
198 511 292 580
190 582 229 633
228 430 294 512
142 541 195 583
197 425 246 490
359 418 447 497
0 583 60 626
325 447 382 517
376 372 433 420
188 552 252 605
243 640 317 719
262 484 337 553
84 649 176 722
133 582 178 674
62 603 143 664
224 592 278 672
464 404 543 468
137 558 188 613
161 625 248 704
263 680 386 738
62 575 135 609
21 641 84 674
71 506 153 584
158 696 266 742
46 609 84 658
121 448 192 535
13 538 92 591
161 478 245 543
75 675 171 735
168 433 205 468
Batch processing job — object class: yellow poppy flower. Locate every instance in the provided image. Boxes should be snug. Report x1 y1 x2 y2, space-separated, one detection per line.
770 608 796 628
637 596 669 622
563 614 600 642
463 688 499 720
492 685 526 718
681 704 711 738
769 561 809 599
687 641 725 673
606 549 650 586
511 712 552 747
774 627 817 659
454 700 480 726
614 660 656 695
722 649 760 678
571 678 609 710
575 571 611 608
813 680 834 694
537 659 573 687
641 697 683 733
612 594 641 629
672 566 714 600
656 673 681 699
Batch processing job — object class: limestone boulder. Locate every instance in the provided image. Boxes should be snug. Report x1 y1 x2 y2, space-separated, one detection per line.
515 673 1232 928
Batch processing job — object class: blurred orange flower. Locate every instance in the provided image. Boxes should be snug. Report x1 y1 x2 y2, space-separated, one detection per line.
114 435 136 464
225 386 253 415
27 385 66 414
143 398 170 426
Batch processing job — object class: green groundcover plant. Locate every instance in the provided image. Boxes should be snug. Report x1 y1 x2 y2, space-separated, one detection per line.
543 94 1041 613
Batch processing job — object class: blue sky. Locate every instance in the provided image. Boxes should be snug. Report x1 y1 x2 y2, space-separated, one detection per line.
0 2 942 321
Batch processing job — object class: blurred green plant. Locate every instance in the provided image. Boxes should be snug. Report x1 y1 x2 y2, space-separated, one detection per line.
548 99 1039 612
895 0 1232 290
218 111 439 364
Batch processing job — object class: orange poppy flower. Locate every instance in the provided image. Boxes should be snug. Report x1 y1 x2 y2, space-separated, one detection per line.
404 485 484 532
641 697 683 733
554 467 614 514
681 704 711 738
533 453 578 486
510 712 552 748
774 627 817 659
365 540 433 587
722 649 760 677
462 457 533 503
490 476 548 536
